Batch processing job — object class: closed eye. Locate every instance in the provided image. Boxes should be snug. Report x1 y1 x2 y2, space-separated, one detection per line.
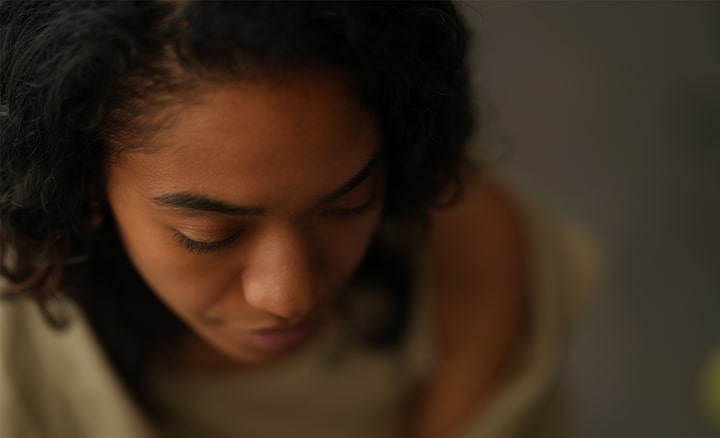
321 191 379 218
173 230 243 254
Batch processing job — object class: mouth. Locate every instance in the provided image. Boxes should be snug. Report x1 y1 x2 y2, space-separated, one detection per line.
235 317 324 353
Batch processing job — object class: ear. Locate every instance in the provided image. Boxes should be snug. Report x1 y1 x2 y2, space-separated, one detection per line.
85 183 107 230
86 181 107 204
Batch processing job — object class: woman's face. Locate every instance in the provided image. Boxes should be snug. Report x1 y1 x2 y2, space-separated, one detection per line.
105 70 384 367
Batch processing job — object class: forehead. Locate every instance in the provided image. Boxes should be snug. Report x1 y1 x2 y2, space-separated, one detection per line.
114 69 381 206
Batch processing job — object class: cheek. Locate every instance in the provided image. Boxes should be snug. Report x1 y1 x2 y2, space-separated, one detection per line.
321 211 383 284
109 202 235 318
107 168 237 312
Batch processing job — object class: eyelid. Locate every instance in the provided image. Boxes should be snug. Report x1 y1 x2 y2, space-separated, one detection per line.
173 230 242 254
321 190 379 217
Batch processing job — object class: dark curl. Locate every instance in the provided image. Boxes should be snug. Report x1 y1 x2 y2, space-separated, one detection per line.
0 0 476 407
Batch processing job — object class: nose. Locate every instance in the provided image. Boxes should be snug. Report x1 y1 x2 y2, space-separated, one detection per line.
242 227 322 322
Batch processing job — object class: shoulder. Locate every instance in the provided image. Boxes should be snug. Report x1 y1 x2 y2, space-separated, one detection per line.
411 173 600 437
426 175 525 303
0 298 62 436
410 174 528 437
0 297 154 438
424 174 526 360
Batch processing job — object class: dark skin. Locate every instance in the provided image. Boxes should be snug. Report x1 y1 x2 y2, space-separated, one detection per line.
105 69 525 436
414 178 526 437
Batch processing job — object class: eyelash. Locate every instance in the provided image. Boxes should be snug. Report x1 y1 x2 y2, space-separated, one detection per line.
321 192 379 218
173 231 242 255
174 193 379 255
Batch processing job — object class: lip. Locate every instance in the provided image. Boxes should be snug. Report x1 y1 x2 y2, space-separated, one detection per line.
236 318 323 352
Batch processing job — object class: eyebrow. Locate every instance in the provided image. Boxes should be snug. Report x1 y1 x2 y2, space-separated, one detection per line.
150 149 383 216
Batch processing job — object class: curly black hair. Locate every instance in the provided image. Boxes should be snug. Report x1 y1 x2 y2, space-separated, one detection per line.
0 0 476 409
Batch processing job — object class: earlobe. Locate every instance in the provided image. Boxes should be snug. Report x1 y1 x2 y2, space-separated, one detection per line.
90 203 104 230
86 184 106 231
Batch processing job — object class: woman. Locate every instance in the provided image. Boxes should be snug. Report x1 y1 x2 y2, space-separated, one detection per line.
0 1 595 437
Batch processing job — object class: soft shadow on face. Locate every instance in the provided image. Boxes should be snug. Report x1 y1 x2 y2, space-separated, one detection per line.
105 69 385 369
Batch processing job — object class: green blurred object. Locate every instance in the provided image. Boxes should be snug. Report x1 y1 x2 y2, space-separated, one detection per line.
701 346 720 430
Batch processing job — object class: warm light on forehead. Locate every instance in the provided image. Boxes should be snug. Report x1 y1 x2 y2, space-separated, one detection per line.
150 148 383 216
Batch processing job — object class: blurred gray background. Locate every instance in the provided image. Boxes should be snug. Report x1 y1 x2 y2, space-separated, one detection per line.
461 2 720 437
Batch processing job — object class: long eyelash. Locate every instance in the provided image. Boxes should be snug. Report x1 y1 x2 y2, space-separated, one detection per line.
173 231 241 255
323 192 380 218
